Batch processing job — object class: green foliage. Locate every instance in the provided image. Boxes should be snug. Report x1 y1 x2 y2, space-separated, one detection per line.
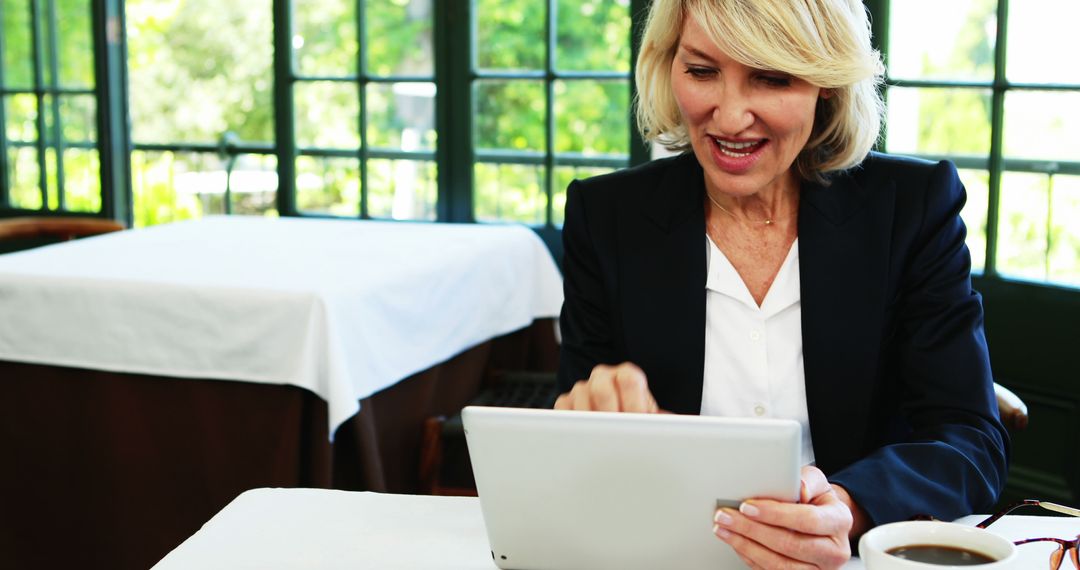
130 151 208 227
294 0 357 76
365 0 433 76
476 0 545 70
126 0 274 144
1 0 35 89
913 0 994 156
472 0 631 224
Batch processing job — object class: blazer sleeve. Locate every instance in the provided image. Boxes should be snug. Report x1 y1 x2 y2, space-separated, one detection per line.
829 160 1010 525
557 180 621 394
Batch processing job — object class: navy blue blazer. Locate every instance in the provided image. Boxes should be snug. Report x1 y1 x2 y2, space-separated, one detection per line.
557 151 1009 526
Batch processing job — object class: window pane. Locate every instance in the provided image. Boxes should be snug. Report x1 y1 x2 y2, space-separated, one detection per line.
43 95 58 209
367 158 436 220
294 0 356 77
888 0 995 81
1003 91 1080 163
228 154 278 217
996 171 1050 281
885 87 991 156
5 94 38 142
553 165 615 227
294 81 360 149
1048 175 1080 286
7 146 41 209
60 95 96 144
2 0 34 89
365 0 433 77
555 79 629 155
5 93 43 205
555 0 630 72
57 0 95 88
63 148 101 213
474 80 545 152
474 162 546 224
1007 0 1080 84
296 155 359 216
127 0 274 144
131 151 220 227
367 82 435 151
476 0 544 70
995 172 1080 286
958 169 989 273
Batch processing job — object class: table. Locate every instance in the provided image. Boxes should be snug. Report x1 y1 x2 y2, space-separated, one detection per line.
153 488 1080 569
0 217 563 570
0 216 563 431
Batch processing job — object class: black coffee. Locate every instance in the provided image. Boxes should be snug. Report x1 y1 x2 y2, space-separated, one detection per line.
886 544 997 565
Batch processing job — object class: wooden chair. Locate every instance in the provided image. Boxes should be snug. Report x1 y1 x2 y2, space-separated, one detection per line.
994 382 1029 430
419 371 559 496
0 216 125 242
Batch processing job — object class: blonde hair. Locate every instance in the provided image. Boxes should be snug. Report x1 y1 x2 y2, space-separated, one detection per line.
634 0 885 182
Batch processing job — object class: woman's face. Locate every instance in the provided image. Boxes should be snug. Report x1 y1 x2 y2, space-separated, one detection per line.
670 17 822 199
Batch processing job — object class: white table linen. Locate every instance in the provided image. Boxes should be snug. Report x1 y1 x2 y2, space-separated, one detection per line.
152 487 1078 569
0 216 563 432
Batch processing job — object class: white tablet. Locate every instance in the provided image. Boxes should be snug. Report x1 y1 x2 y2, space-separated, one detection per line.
462 406 802 570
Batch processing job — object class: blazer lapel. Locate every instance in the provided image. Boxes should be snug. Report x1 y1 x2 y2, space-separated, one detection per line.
619 154 707 414
799 168 895 473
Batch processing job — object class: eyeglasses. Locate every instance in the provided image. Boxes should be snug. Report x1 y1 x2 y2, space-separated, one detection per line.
976 499 1080 570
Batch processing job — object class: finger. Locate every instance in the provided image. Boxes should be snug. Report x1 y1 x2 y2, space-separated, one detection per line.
611 362 653 413
739 497 852 537
713 518 817 570
554 392 570 410
718 506 851 567
569 381 593 411
800 465 832 503
586 366 620 412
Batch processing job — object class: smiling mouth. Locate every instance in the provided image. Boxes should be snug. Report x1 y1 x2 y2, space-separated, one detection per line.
711 137 767 158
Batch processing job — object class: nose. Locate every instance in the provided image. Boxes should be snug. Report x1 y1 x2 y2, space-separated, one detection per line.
711 81 755 135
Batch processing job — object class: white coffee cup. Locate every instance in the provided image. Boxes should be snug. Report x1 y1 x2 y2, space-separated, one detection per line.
859 520 1017 569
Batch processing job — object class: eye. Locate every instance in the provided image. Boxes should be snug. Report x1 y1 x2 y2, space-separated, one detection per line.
683 65 717 80
758 74 793 87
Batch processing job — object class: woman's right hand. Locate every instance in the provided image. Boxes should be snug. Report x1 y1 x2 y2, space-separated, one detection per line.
553 362 662 413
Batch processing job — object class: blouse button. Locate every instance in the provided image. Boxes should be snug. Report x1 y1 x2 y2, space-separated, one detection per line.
754 404 766 416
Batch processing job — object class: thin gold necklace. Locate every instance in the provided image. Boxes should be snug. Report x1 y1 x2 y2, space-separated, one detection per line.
705 191 774 226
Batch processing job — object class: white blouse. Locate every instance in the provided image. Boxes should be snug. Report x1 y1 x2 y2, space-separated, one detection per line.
701 235 816 465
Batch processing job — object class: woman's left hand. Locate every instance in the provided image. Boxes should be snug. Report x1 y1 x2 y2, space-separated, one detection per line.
712 465 857 569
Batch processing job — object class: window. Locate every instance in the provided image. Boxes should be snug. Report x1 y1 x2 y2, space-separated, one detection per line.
7 0 636 234
471 0 633 227
126 0 277 226
1 0 100 213
289 0 436 220
880 0 1080 287
6 1 1075 290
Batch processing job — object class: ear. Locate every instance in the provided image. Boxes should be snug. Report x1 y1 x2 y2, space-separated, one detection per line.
820 89 835 100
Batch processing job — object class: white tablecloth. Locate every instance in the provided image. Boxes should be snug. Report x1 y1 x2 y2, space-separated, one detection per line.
152 488 1079 569
0 216 563 432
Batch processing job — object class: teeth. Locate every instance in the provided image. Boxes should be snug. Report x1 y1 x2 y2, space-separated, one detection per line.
712 137 760 157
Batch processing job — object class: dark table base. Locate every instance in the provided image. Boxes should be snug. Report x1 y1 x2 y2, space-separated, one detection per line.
0 319 557 570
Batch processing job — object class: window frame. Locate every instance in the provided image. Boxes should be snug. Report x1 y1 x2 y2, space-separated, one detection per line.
869 0 1080 284
0 0 127 222
2 0 1075 291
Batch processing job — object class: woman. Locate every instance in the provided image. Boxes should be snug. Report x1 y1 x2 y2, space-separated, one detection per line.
554 0 1009 567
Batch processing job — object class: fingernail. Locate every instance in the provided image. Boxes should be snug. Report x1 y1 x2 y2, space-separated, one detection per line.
713 509 734 526
739 502 760 517
714 525 731 540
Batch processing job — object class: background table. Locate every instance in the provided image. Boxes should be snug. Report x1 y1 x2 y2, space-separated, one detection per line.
153 488 1079 569
0 217 563 570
